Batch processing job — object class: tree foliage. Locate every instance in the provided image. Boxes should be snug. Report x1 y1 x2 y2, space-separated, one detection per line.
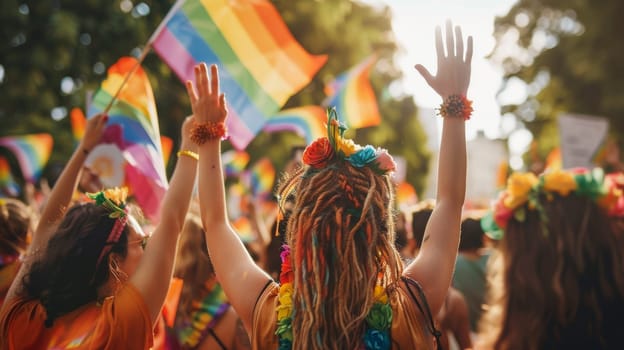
0 0 430 194
490 0 624 159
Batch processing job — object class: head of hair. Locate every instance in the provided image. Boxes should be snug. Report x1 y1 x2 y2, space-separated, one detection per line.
480 193 624 349
0 198 35 258
459 217 484 252
22 203 130 327
173 214 215 325
411 202 434 249
278 159 402 349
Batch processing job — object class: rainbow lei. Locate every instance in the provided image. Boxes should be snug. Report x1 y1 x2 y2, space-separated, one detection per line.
275 245 392 350
176 283 230 348
491 168 623 231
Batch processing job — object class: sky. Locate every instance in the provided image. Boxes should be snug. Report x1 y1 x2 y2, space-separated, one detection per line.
360 0 530 163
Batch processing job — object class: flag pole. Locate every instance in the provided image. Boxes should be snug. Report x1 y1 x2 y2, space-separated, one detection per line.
102 0 186 114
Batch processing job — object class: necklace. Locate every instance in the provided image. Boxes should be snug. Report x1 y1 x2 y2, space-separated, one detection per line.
275 245 392 349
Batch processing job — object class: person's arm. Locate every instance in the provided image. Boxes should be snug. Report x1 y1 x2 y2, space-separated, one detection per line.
190 63 271 333
129 116 198 323
404 21 472 314
448 289 473 349
1 114 107 308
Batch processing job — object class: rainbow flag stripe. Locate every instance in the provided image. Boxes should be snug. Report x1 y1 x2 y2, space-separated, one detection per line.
160 136 173 167
241 157 275 199
88 57 168 222
0 134 53 183
263 106 327 144
222 150 250 177
152 0 327 150
324 56 381 129
70 108 86 144
0 156 20 197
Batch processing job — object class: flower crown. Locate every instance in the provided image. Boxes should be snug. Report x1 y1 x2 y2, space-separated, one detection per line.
302 108 396 174
491 168 623 231
87 187 128 219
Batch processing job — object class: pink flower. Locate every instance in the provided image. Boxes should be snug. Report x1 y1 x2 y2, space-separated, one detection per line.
375 148 396 173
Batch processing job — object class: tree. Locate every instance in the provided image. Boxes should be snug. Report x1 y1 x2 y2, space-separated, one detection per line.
490 0 624 160
1 0 430 194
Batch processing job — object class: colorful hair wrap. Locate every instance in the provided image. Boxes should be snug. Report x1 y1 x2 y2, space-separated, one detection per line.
489 168 623 233
438 94 473 120
87 187 129 268
302 108 396 174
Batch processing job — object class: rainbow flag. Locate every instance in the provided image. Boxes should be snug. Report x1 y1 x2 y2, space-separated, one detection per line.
263 106 327 144
0 134 53 183
70 108 87 144
0 156 20 197
324 55 381 128
88 57 168 222
222 150 250 177
160 136 173 167
396 181 418 210
151 0 327 150
240 157 275 199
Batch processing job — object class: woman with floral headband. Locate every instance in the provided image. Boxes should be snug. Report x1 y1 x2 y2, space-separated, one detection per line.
0 113 199 349
189 20 472 350
478 169 624 349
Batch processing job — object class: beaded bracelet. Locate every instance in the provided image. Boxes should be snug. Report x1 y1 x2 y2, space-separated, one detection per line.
177 150 199 161
190 121 228 145
438 94 473 120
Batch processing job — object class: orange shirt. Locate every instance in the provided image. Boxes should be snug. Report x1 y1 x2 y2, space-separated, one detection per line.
251 281 433 349
0 282 153 350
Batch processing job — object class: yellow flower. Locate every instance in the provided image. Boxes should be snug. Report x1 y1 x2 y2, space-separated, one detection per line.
543 170 577 196
374 285 388 304
104 187 128 206
278 283 293 307
503 173 538 209
337 138 360 157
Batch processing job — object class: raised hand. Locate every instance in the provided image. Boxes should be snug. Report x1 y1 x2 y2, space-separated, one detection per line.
185 63 227 124
81 113 108 153
415 20 473 99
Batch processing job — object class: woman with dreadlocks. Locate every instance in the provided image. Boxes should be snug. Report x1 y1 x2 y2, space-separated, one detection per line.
0 114 199 349
189 20 472 349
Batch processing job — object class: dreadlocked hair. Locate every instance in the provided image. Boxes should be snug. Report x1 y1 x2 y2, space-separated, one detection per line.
280 161 403 350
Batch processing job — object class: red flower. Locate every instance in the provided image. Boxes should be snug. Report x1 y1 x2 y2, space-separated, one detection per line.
303 137 334 169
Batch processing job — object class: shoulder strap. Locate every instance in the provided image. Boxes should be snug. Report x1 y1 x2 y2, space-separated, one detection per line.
400 276 443 350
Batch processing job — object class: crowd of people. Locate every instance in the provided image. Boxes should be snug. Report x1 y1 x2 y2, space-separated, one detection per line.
1 21 624 350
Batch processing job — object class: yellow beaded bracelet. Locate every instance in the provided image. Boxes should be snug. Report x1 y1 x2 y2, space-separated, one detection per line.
177 150 199 161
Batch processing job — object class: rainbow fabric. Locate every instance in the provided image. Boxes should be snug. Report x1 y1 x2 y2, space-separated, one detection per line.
160 136 173 167
222 150 250 178
263 106 327 144
395 181 418 210
70 108 87 144
151 0 327 150
0 134 53 183
0 156 20 197
324 55 381 129
88 57 168 222
241 157 275 199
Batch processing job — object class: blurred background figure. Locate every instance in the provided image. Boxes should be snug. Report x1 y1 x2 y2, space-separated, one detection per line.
166 213 250 350
452 216 490 338
0 198 36 307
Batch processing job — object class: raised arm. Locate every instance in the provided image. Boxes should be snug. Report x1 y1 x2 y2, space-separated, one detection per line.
2 114 107 306
404 21 472 314
189 63 270 332
129 116 198 323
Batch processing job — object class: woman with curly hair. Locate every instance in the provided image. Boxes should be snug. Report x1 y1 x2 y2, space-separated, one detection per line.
0 113 199 349
478 169 624 349
189 20 472 349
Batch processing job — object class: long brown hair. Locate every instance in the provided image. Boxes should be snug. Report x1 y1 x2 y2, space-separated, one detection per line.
480 194 624 349
174 214 215 325
0 198 35 258
279 161 403 350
